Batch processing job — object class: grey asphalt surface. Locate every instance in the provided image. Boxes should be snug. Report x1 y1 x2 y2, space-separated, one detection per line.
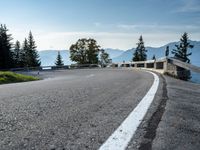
152 76 200 150
0 69 154 150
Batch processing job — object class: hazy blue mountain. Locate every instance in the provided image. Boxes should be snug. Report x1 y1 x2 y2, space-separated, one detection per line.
38 40 200 67
104 48 124 58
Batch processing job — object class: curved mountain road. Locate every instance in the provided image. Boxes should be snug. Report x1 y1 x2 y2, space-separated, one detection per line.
0 69 156 150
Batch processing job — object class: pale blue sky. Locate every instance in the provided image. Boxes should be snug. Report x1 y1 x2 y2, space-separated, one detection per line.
0 0 200 50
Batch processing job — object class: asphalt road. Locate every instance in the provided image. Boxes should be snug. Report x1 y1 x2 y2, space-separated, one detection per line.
0 69 154 150
152 76 200 150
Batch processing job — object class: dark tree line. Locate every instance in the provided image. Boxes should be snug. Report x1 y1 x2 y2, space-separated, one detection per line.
0 24 40 70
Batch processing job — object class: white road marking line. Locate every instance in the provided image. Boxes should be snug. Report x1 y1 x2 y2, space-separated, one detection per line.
99 71 159 150
86 74 95 78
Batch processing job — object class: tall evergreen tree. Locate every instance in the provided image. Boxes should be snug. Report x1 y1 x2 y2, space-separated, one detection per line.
172 32 193 80
165 46 169 57
0 24 13 69
132 49 140 61
22 38 29 67
55 51 64 66
152 54 156 60
17 39 26 67
133 36 147 61
172 32 193 63
27 31 41 67
13 40 21 67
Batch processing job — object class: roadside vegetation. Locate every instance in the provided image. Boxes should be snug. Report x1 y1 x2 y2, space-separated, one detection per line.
0 71 39 84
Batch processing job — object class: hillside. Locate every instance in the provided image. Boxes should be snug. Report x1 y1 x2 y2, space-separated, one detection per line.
104 48 124 58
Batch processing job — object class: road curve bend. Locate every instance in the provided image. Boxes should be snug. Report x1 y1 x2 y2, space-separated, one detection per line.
0 69 157 150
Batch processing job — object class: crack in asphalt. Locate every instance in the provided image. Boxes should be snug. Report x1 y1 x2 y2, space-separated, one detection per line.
138 74 169 150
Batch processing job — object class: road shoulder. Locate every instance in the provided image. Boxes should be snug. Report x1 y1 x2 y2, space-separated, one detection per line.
152 76 200 150
128 74 200 150
127 72 167 150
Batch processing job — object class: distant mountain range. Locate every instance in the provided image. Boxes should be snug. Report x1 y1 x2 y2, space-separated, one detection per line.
38 40 200 67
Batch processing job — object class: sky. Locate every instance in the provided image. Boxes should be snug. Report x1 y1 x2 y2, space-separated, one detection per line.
0 0 200 50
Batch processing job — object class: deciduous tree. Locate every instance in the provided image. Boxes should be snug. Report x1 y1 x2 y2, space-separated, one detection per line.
70 38 100 64
100 49 110 67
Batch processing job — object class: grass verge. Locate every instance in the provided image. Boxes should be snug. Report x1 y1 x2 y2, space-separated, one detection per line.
0 71 39 84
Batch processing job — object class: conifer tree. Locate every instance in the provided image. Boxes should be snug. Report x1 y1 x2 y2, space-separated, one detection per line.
0 24 13 69
152 54 156 60
172 32 193 80
165 46 169 57
27 31 41 67
132 49 140 61
22 38 29 67
133 36 147 61
13 40 21 67
55 51 64 66
172 32 193 63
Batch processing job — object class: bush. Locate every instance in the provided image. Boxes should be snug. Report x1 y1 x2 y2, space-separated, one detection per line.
0 71 39 84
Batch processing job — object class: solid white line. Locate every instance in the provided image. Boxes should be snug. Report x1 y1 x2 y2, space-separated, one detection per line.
99 71 159 150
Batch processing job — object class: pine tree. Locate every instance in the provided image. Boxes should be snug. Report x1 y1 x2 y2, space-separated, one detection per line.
27 31 41 67
152 54 156 60
13 40 21 67
133 36 147 61
0 24 14 69
172 32 193 80
165 46 169 57
132 49 140 61
22 38 29 67
17 39 26 67
172 32 193 63
55 51 64 66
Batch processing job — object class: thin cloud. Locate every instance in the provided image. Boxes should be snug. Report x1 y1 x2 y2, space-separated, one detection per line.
175 0 200 13
117 24 200 32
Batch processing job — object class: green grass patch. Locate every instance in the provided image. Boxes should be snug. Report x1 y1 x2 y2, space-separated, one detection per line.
0 71 39 84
